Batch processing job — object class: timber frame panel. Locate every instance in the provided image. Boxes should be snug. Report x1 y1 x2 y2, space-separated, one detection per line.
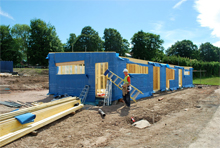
95 62 108 97
153 66 160 91
166 68 175 88
126 64 148 74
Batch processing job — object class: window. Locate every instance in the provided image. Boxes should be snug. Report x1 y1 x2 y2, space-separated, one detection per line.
184 70 190 75
56 60 85 75
126 64 148 74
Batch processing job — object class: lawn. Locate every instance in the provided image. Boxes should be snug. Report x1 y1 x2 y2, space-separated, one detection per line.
193 77 220 85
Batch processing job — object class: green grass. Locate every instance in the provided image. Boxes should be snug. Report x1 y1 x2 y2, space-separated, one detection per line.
193 77 220 85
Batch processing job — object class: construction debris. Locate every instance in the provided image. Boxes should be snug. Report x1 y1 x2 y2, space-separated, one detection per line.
0 101 22 108
158 97 164 101
0 85 11 94
132 119 151 129
98 109 106 117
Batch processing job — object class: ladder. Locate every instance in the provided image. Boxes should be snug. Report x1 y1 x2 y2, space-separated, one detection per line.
79 85 90 104
103 79 112 106
104 69 143 102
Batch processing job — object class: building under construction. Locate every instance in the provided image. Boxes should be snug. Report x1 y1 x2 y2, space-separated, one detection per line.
46 52 193 104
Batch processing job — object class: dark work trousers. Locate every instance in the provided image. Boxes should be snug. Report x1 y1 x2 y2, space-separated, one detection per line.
123 91 130 107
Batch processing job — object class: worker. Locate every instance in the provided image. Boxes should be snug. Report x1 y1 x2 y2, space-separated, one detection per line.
122 68 131 107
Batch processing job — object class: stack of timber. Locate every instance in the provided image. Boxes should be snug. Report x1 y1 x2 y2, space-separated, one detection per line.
0 97 83 147
0 85 10 94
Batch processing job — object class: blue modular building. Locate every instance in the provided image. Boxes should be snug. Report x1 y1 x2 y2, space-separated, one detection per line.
0 61 13 73
47 52 193 104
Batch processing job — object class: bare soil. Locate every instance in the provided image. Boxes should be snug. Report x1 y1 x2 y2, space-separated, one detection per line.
1 72 220 148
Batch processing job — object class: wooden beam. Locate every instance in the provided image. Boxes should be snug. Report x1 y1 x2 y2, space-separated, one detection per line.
0 104 84 147
55 60 84 66
72 65 75 74
0 100 80 137
0 97 78 121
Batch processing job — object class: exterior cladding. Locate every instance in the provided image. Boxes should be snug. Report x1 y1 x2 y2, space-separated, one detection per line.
160 66 166 92
182 68 194 88
47 52 194 104
48 52 118 103
0 61 13 73
169 68 179 91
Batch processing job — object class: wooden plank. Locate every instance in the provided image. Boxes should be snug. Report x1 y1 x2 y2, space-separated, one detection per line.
103 64 105 93
179 69 182 87
0 100 80 137
60 66 63 74
0 104 84 147
76 65 80 74
82 65 85 74
95 64 98 95
72 65 75 74
97 63 101 94
0 97 78 121
153 67 156 90
158 67 160 90
55 60 84 66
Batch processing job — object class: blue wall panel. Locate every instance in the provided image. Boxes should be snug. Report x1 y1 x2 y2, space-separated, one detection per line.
0 61 13 73
160 67 166 91
169 68 179 90
48 52 124 103
182 68 194 88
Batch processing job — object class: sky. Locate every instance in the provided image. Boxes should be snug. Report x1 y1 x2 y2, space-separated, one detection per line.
0 0 220 50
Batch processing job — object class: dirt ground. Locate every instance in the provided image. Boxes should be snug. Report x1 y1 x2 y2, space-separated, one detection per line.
0 73 220 148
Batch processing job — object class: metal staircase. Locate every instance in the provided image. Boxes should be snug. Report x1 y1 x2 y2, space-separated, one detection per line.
79 85 89 104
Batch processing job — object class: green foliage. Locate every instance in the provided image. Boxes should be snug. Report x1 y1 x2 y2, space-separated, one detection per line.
199 42 219 62
131 30 164 60
28 19 63 66
103 28 128 56
64 33 77 52
162 55 220 78
11 24 30 62
0 25 22 64
74 26 103 52
166 40 199 59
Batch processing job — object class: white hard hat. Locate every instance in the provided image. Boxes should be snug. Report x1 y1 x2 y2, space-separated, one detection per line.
123 69 128 72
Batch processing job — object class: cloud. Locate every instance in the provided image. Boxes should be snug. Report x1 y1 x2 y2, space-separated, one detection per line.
194 0 220 38
173 0 187 9
0 7 14 20
150 22 197 49
213 41 220 47
194 0 220 47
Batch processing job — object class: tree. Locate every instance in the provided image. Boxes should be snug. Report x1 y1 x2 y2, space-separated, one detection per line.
64 33 77 52
166 40 199 59
28 19 63 66
122 39 130 55
11 24 30 63
199 42 219 62
131 30 164 60
0 25 22 64
74 26 103 51
103 28 127 56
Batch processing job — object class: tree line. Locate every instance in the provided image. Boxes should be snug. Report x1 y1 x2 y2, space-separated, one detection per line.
1 18 219 72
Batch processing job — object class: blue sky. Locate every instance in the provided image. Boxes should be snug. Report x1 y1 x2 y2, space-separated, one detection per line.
1 0 220 50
